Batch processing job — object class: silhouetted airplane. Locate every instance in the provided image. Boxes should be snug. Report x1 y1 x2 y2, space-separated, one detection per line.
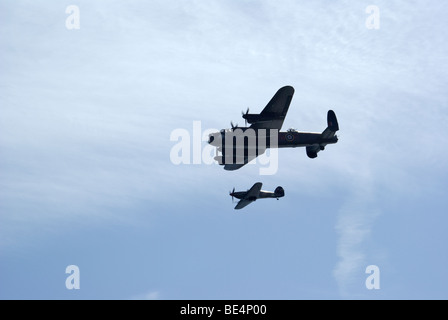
208 86 339 170
230 182 284 210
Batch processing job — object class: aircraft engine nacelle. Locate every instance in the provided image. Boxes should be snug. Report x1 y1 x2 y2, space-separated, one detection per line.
208 131 224 146
274 186 285 198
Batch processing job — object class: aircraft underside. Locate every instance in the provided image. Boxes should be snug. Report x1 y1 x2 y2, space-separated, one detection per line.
207 86 339 170
212 131 338 165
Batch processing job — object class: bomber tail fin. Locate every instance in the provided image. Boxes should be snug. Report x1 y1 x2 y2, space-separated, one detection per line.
306 110 339 159
321 110 339 139
327 110 339 132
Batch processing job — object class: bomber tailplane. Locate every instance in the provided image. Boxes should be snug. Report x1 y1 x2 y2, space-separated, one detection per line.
306 110 339 159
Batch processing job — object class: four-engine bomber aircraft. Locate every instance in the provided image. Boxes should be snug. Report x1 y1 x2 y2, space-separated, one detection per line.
208 86 339 170
230 182 285 210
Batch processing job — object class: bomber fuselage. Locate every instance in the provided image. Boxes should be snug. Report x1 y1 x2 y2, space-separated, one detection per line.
208 128 338 150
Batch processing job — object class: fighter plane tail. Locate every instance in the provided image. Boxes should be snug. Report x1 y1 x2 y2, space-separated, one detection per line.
274 186 285 198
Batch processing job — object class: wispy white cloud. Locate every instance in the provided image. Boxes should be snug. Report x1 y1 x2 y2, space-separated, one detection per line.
333 178 379 297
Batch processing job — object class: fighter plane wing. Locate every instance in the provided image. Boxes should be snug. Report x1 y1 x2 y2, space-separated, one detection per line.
234 182 262 209
234 199 254 210
246 182 262 199
250 86 295 130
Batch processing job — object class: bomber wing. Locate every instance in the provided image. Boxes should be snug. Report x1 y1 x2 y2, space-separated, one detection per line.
250 86 295 130
223 150 265 171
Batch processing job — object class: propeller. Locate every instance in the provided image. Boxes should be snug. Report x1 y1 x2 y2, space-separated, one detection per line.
229 187 235 202
242 107 249 126
230 121 238 130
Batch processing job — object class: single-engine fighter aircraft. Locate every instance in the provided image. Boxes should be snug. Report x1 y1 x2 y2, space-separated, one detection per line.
230 182 285 210
208 86 339 170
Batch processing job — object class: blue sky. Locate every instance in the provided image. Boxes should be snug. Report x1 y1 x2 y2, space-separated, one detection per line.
1 0 447 299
